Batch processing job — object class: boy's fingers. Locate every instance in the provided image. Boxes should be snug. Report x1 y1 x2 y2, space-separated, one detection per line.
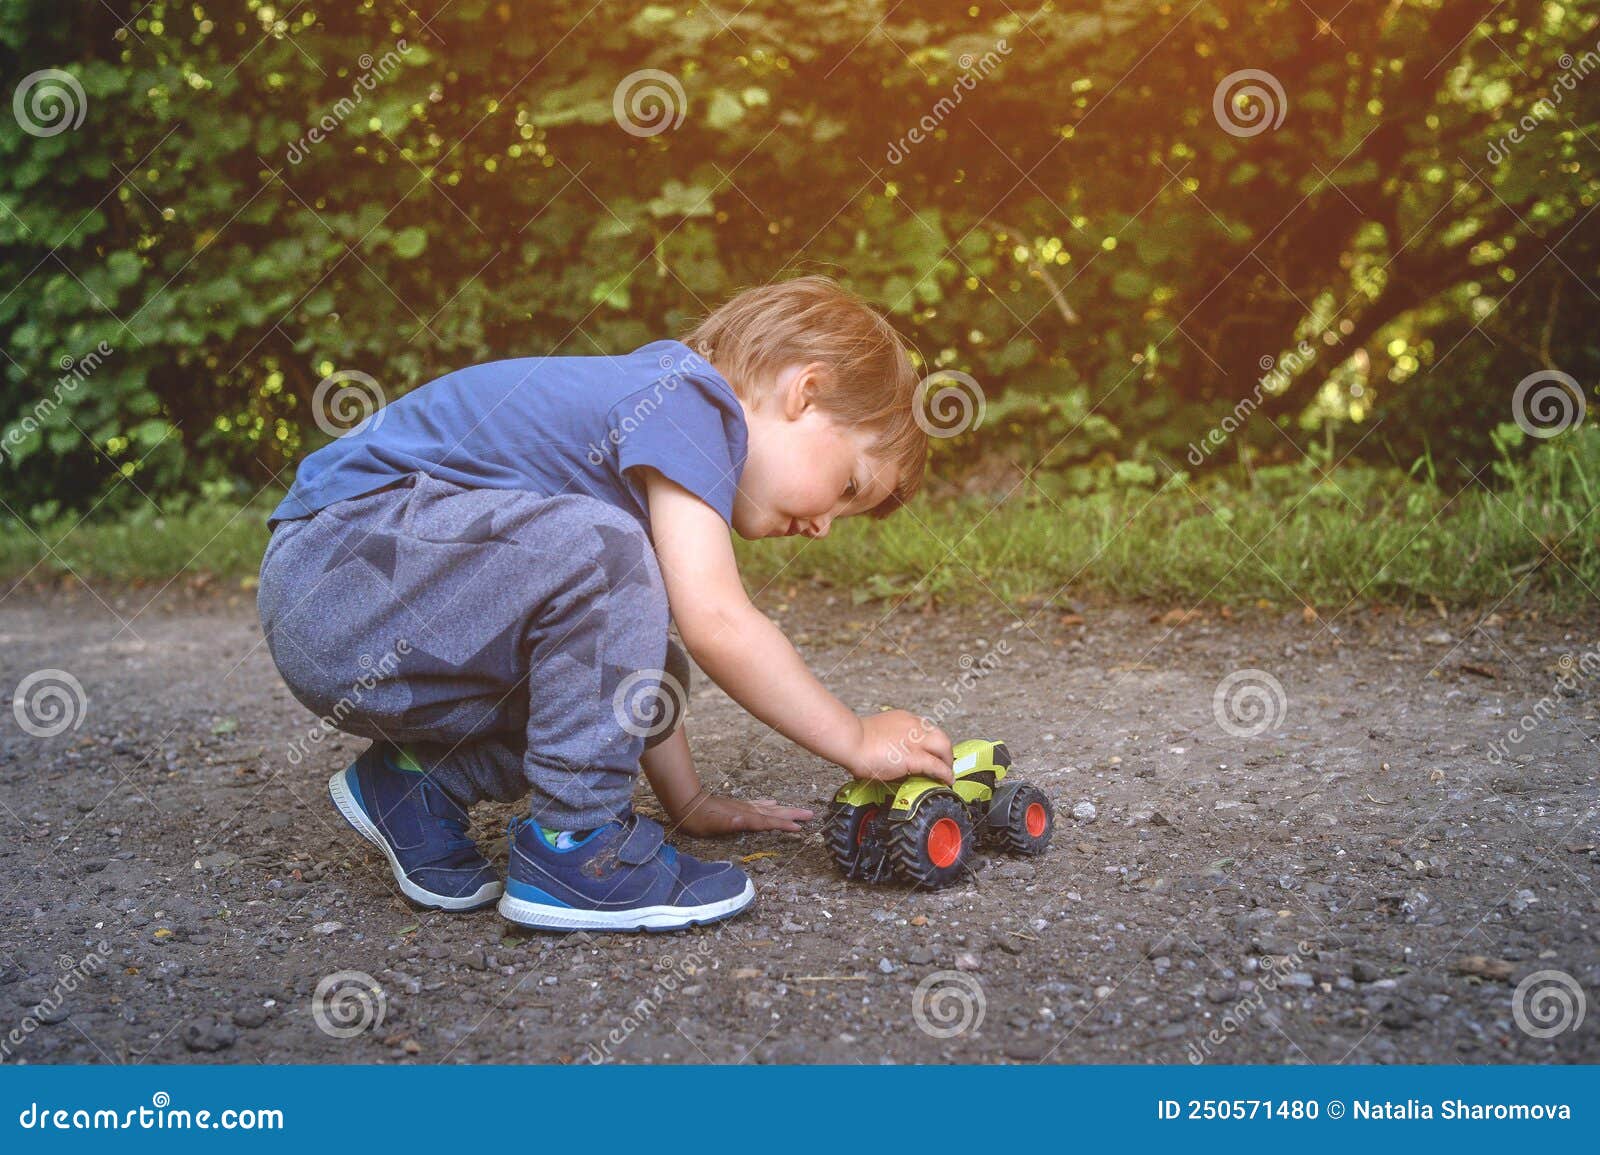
915 752 954 783
753 800 814 820
925 727 954 762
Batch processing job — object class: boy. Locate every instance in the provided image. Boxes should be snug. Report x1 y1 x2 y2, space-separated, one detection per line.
257 275 954 932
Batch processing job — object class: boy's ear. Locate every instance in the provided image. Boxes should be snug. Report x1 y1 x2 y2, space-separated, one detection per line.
782 361 830 420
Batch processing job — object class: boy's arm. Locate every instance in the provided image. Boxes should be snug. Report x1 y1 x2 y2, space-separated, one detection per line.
641 726 812 836
638 468 953 783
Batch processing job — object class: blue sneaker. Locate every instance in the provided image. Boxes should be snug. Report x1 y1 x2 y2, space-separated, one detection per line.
499 812 754 932
327 744 502 912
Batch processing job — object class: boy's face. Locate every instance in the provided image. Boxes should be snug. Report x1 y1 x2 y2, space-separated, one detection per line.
731 363 898 541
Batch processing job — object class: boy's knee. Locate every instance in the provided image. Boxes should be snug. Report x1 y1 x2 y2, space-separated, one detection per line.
588 502 653 579
551 497 661 602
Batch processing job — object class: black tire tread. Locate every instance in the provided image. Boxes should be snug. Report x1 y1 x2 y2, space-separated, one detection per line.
998 783 1053 856
888 794 973 888
823 804 873 879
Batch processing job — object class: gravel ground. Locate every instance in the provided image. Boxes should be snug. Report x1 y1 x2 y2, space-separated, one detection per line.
1 581 1597 1065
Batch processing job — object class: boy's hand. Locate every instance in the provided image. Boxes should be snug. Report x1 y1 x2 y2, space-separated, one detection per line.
669 789 814 837
849 710 954 784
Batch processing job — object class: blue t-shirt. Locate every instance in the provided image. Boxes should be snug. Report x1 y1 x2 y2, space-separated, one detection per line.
269 340 747 529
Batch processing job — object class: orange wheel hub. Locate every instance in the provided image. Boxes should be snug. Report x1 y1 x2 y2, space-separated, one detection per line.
926 817 963 868
855 806 879 846
1025 801 1048 838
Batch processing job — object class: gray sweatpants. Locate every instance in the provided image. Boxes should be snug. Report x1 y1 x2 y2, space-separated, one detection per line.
257 473 690 829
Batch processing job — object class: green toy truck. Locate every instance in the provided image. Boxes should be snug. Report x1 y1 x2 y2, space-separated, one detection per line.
823 738 1053 887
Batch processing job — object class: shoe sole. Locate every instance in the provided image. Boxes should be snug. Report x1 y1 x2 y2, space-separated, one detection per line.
327 768 502 913
497 878 756 932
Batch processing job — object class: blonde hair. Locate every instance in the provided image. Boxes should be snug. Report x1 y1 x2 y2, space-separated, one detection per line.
682 275 927 516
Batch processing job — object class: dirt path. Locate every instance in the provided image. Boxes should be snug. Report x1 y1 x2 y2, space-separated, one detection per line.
2 584 1596 1065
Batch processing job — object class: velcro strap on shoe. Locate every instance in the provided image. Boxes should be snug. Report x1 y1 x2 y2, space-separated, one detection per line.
615 815 666 865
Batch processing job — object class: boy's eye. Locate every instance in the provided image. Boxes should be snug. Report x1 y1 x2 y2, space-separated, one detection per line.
844 478 859 501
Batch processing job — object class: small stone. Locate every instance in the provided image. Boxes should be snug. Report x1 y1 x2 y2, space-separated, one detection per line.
877 958 896 974
1072 801 1098 823
954 952 982 972
907 946 935 966
232 1004 269 1029
182 1018 239 1053
1452 955 1515 982
311 921 343 935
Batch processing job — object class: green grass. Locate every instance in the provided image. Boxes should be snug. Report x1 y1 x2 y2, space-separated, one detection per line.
0 489 280 587
3 428 1596 611
733 427 1600 612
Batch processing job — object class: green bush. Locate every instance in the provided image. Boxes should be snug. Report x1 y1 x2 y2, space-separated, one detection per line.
1 0 1596 517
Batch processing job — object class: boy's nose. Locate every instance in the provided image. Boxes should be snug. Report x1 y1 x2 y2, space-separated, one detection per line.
807 515 833 539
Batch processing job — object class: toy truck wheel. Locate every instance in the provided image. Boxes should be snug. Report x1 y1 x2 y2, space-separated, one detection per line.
999 783 1054 856
888 793 974 888
824 803 891 881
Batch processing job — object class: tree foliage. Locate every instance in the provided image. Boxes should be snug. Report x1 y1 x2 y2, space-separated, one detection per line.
1 0 1596 514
